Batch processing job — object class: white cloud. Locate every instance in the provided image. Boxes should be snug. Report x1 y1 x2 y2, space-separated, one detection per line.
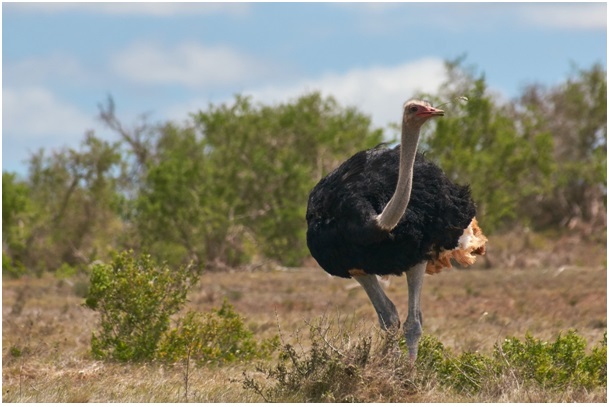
111 42 273 88
164 58 447 130
339 3 606 34
522 3 606 30
8 2 250 17
5 54 91 87
249 58 447 129
3 87 94 141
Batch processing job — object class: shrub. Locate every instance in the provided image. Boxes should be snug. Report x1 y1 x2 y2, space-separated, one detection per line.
497 330 607 389
3 251 27 278
55 263 78 279
157 299 278 365
415 334 451 375
581 332 607 387
84 250 200 361
243 323 372 402
242 319 425 402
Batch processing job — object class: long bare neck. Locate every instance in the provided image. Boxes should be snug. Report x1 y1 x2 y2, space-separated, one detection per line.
375 121 421 231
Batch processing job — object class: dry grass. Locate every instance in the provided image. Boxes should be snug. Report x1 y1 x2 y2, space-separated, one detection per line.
2 246 607 402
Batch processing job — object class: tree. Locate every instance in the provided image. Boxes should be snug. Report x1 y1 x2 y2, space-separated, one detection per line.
135 123 214 267
194 93 383 266
420 58 554 233
2 172 31 276
514 64 606 234
22 132 126 273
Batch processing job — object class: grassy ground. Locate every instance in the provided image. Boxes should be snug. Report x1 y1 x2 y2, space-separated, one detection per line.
2 256 607 402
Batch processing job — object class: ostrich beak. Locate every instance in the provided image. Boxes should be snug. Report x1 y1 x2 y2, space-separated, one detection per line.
418 106 444 118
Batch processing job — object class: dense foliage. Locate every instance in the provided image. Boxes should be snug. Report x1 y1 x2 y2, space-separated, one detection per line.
2 61 606 275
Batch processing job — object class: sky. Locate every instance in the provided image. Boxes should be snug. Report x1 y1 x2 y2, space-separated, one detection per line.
2 2 607 175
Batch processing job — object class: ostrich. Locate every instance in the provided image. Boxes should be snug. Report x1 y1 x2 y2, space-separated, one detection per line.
305 99 487 361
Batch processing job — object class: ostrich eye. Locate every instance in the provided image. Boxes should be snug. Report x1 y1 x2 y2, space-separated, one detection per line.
409 106 418 113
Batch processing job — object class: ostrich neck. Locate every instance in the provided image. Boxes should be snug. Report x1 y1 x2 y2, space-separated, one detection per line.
375 122 420 231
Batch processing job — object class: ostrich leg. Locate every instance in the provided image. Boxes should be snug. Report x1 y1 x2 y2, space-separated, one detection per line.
404 261 426 361
353 274 400 331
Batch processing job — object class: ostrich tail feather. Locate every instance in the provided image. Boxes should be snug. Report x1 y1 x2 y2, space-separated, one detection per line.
425 218 487 275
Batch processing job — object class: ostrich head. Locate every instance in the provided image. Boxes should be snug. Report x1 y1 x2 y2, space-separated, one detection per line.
402 100 444 126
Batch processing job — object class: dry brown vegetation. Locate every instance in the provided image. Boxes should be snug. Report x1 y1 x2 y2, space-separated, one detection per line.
2 238 607 402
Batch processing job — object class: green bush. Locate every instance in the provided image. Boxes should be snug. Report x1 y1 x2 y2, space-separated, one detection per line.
3 251 27 278
497 330 607 389
84 250 200 361
416 335 495 395
84 250 275 366
54 263 78 279
157 299 278 365
581 331 607 387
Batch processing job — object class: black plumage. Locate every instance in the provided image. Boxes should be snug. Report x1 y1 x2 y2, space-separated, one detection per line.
306 145 476 278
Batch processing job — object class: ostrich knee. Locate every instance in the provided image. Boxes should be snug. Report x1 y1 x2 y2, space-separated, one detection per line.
377 300 400 332
353 274 400 332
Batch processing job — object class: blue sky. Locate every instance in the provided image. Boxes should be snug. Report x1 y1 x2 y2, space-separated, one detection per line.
3 2 607 175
